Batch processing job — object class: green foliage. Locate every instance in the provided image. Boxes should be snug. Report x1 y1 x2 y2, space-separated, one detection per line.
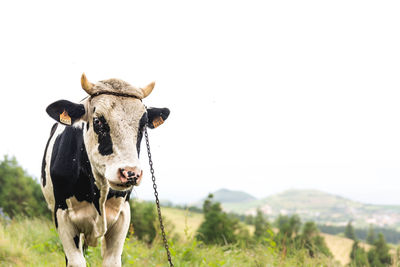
318 224 400 244
167 203 203 214
0 217 64 266
349 240 369 267
0 155 49 218
253 209 272 244
235 224 253 248
244 214 254 225
129 200 157 243
277 214 302 238
298 221 332 258
274 214 300 256
366 225 376 245
345 221 357 241
273 217 332 260
196 194 243 245
367 233 392 267
264 228 277 253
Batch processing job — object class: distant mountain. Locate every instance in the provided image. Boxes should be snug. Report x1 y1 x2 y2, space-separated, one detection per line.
211 189 257 203
192 188 257 209
208 189 400 228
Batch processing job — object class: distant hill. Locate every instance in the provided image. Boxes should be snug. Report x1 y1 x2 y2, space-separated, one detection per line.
192 188 257 208
211 189 257 203
207 189 400 228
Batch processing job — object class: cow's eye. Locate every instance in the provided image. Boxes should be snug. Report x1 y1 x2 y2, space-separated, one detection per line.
93 116 110 135
93 117 102 126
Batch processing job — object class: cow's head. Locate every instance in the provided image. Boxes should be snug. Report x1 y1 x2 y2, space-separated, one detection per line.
46 74 169 191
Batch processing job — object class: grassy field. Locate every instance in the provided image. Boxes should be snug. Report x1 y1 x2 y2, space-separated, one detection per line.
2 207 397 266
162 207 367 266
320 233 371 266
161 207 204 240
0 211 339 267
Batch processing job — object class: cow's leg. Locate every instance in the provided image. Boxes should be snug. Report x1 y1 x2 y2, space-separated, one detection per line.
56 209 86 267
101 202 130 267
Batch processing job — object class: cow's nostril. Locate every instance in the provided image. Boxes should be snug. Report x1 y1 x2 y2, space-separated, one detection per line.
118 167 141 185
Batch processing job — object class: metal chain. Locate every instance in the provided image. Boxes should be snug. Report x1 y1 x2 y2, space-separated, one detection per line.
144 126 174 267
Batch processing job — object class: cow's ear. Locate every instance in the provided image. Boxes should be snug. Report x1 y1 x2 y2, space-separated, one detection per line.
46 100 86 126
147 107 170 129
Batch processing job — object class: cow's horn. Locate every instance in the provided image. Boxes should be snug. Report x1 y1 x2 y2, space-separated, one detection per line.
81 73 95 95
141 81 155 99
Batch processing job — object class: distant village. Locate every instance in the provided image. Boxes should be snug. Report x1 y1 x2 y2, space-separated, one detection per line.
243 203 400 228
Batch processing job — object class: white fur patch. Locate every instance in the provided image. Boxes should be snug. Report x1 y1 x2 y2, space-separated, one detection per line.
41 124 66 211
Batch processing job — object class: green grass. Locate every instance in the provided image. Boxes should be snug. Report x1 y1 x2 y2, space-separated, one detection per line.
0 218 65 266
161 207 371 266
0 216 340 267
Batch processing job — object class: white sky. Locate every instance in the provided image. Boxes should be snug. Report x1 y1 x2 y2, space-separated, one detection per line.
0 0 399 205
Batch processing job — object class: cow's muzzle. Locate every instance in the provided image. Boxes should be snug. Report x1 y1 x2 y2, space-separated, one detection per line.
118 167 143 186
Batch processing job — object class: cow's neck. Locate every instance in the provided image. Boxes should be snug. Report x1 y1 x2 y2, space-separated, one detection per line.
90 171 131 237
92 171 110 237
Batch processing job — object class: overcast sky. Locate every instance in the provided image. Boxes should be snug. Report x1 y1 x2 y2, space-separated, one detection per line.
1 0 399 205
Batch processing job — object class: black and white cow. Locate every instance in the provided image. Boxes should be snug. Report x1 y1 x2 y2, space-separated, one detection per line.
41 74 169 266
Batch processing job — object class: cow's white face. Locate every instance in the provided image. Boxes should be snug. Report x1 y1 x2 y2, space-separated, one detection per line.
46 75 169 191
84 95 147 190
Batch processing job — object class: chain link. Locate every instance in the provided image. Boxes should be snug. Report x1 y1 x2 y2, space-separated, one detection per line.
144 126 174 267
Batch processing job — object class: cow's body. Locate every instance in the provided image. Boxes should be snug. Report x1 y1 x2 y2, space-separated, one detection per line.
41 74 169 267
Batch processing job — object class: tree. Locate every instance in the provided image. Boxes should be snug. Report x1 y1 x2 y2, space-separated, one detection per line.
366 225 376 245
130 200 157 243
350 241 369 267
274 214 302 255
0 155 49 218
253 209 271 243
196 194 240 245
245 214 254 225
345 221 357 241
299 221 332 257
367 233 392 267
276 214 301 238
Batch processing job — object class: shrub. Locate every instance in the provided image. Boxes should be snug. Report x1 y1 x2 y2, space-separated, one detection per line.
350 240 369 267
0 155 49 219
129 200 157 243
298 221 332 258
253 209 272 244
367 233 391 267
196 194 241 245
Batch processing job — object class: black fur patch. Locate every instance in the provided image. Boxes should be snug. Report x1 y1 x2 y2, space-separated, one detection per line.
73 235 79 249
55 210 58 228
107 188 131 200
136 113 148 156
93 116 113 156
125 190 132 202
50 125 102 225
41 123 58 187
